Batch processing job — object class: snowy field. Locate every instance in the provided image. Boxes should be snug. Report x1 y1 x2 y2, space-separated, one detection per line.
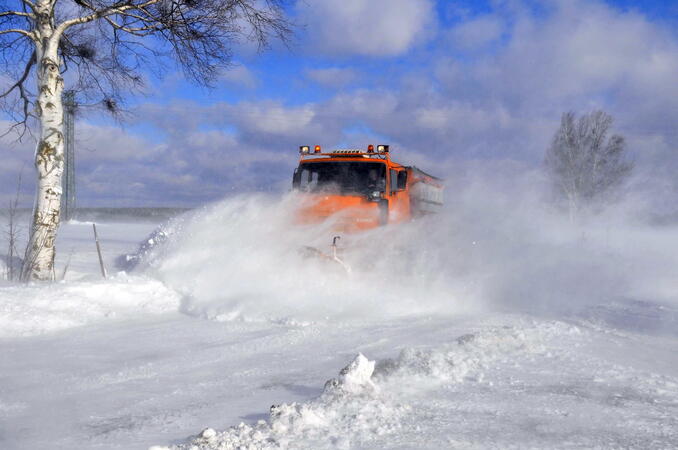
1 191 678 449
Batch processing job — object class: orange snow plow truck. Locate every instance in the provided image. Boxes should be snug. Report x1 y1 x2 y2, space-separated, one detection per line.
292 144 443 231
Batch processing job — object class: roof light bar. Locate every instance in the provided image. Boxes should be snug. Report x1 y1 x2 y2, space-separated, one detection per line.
377 144 389 153
299 145 310 154
314 145 321 153
367 144 374 153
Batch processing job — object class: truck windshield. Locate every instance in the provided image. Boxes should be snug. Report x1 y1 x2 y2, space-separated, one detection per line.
294 162 386 194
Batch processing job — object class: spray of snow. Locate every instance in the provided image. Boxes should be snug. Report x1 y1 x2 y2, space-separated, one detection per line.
3 167 675 336
131 193 480 323
128 175 678 325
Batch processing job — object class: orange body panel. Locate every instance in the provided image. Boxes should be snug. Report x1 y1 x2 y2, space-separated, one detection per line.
296 194 382 232
292 150 442 232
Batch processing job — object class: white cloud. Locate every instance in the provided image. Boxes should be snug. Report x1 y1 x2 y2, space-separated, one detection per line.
298 0 435 57
448 15 504 50
476 0 678 109
75 123 165 162
306 67 359 88
228 101 317 136
219 64 258 89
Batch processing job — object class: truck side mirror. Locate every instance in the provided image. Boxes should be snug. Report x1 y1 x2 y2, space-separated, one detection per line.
292 168 301 188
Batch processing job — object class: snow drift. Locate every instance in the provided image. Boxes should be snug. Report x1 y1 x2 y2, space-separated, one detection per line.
154 320 625 449
0 275 180 337
154 330 486 449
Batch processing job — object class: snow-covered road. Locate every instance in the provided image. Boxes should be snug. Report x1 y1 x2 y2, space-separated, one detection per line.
1 195 678 449
2 308 677 449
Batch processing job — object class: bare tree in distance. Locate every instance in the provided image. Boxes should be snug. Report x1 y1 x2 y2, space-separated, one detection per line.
0 0 292 281
545 110 634 222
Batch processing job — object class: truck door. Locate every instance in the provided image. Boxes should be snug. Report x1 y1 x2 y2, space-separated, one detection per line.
388 169 410 223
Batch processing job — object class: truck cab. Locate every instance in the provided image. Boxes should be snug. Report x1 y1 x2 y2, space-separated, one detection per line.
292 145 442 231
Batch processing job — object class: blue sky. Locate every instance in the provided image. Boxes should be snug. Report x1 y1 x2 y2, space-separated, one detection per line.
2 0 678 208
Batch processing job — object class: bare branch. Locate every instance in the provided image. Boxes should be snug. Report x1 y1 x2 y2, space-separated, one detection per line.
0 11 34 19
55 0 162 38
0 28 35 39
103 16 157 36
20 0 36 10
0 50 35 98
0 50 35 139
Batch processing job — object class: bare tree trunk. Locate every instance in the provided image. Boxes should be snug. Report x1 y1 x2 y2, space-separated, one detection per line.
21 8 64 281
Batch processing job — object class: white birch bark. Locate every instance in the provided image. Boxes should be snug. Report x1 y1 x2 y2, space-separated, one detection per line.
21 2 65 281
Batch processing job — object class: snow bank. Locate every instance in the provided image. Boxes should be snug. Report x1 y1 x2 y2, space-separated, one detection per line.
0 275 181 338
157 321 571 449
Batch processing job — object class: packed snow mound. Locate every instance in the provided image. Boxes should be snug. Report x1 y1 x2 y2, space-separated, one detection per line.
0 274 181 337
336 353 377 393
159 352 402 450
158 322 571 450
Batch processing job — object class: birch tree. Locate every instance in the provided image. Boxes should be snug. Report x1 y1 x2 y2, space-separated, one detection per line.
0 0 291 281
545 110 633 221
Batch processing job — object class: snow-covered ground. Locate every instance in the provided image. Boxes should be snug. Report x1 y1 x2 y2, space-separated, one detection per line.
1 192 678 449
